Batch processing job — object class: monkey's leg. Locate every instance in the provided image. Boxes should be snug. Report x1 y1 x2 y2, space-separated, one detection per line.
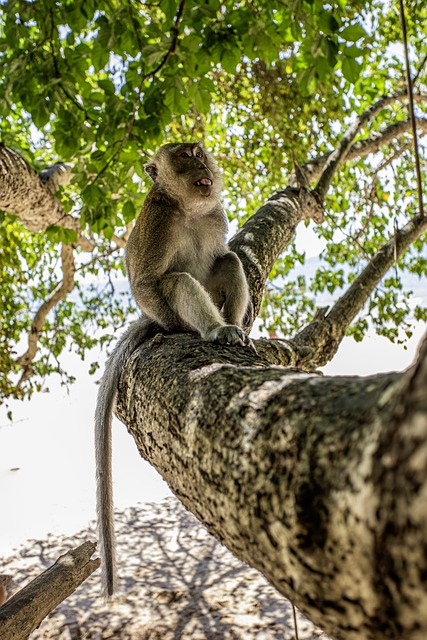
161 271 250 346
206 252 250 327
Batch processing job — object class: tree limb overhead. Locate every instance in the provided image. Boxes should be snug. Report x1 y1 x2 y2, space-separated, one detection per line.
0 144 93 251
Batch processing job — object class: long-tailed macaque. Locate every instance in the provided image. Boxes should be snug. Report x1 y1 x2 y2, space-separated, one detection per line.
95 142 252 596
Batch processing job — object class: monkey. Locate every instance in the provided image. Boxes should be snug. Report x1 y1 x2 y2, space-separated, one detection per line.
95 142 252 597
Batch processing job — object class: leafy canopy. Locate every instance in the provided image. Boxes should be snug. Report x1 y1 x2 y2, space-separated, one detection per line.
0 0 426 399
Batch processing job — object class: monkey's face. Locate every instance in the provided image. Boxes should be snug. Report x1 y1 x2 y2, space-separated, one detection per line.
146 143 222 204
173 145 214 197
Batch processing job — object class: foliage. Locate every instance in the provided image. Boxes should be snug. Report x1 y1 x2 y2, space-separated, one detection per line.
0 0 426 400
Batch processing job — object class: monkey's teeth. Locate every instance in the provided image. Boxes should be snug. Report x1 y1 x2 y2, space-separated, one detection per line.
195 178 212 186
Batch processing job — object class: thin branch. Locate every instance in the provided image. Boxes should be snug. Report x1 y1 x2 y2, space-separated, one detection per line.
311 92 427 199
350 142 412 246
399 0 424 217
413 53 427 85
16 243 76 384
302 113 427 185
374 140 413 174
292 213 427 367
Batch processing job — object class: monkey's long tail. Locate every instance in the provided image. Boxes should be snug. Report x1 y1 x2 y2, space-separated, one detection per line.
95 316 156 597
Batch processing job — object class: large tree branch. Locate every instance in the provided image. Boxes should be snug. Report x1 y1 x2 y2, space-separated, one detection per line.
229 187 324 324
0 542 99 640
116 328 427 640
0 144 94 251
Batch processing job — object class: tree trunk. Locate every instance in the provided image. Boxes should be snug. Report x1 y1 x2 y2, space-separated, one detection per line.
115 332 427 640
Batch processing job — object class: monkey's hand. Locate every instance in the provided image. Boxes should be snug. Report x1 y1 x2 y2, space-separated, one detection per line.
206 325 253 347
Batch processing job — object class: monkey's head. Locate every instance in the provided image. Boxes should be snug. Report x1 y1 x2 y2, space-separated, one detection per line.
145 143 222 205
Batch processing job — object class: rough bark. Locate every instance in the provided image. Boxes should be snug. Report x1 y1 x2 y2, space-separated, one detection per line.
0 542 100 640
230 187 324 322
0 144 93 251
1 87 426 638
115 332 427 640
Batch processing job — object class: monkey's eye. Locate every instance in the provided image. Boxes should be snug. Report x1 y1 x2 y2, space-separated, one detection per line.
179 151 191 158
195 150 203 158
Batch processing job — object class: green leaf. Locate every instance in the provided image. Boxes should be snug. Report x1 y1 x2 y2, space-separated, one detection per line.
188 81 212 113
318 11 340 34
314 56 330 81
45 225 78 245
340 24 368 42
82 183 104 207
160 0 176 23
98 79 115 95
122 200 136 223
32 100 50 128
164 78 189 114
142 45 166 68
92 42 109 70
221 48 240 74
342 57 361 83
343 44 365 58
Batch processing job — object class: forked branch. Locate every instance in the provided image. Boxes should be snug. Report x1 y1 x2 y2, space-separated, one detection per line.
302 116 427 184
313 91 427 201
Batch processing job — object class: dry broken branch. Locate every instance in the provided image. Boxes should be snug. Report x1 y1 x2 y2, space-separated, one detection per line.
0 542 100 640
39 162 73 193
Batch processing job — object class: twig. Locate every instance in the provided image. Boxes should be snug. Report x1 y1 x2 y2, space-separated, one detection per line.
292 602 300 640
399 0 424 218
413 53 427 85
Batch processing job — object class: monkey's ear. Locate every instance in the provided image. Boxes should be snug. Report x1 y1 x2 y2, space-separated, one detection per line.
144 162 158 181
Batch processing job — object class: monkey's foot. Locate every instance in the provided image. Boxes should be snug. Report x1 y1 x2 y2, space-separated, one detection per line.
207 325 253 348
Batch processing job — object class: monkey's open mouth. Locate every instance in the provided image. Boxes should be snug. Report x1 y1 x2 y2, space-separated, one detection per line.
194 178 213 187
